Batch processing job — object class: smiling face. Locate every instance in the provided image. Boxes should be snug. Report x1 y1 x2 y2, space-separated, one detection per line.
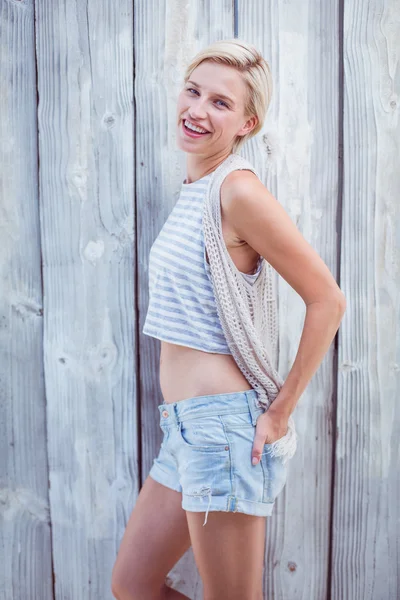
176 61 258 156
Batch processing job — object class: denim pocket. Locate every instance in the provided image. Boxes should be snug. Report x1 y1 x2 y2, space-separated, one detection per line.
220 410 289 451
220 410 254 429
177 415 230 452
261 450 288 503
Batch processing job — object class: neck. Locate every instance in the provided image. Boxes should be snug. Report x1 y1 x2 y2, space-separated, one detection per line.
184 149 234 184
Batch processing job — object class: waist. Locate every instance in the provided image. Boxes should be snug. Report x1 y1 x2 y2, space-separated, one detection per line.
157 388 262 426
159 341 253 404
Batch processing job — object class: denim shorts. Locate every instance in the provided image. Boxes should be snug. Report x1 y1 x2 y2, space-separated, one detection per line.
148 389 289 526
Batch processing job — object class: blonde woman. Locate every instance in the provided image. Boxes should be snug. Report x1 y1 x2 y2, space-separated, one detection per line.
112 39 346 600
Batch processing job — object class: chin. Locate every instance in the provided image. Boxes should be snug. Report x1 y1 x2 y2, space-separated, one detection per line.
176 136 205 154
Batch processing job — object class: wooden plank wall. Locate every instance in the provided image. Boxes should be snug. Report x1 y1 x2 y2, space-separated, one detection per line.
0 0 398 599
333 1 400 599
0 1 53 599
35 1 136 599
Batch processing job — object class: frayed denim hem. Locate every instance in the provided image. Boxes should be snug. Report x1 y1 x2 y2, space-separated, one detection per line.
182 492 274 526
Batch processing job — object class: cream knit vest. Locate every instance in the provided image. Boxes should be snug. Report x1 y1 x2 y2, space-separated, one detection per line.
202 152 297 462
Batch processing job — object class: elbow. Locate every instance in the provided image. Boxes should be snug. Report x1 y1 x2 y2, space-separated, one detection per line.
330 289 347 325
328 288 346 316
306 288 347 317
336 289 347 314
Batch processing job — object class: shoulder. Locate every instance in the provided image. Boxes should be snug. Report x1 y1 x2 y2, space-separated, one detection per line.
222 166 259 185
219 168 270 244
220 168 271 229
221 168 266 203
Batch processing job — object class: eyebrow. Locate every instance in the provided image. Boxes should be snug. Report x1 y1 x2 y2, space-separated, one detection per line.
187 80 235 105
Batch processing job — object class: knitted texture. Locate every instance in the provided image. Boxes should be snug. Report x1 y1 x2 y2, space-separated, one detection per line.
202 153 297 462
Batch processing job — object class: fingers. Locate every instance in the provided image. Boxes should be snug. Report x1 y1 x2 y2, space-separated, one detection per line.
251 430 266 465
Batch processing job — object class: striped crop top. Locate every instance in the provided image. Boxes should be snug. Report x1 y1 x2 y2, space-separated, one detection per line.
142 172 263 353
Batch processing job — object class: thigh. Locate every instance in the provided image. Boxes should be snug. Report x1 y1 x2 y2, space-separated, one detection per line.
185 510 266 600
112 475 191 596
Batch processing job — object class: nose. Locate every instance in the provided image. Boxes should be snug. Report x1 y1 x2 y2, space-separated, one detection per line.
188 100 207 121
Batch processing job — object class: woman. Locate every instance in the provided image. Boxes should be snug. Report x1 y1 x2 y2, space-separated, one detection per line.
112 39 346 600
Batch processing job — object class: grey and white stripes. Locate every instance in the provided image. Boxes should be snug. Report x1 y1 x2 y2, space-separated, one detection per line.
142 172 261 353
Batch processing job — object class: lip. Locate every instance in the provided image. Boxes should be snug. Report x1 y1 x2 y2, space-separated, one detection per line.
185 118 210 132
181 119 211 138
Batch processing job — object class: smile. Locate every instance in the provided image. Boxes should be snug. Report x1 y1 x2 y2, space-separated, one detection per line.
182 119 210 136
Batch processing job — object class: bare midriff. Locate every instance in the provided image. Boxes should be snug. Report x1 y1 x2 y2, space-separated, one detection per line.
159 341 254 404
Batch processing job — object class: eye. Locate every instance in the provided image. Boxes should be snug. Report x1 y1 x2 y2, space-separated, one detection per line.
185 87 228 108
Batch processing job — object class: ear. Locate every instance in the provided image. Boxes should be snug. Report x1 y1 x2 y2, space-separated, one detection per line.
236 114 259 138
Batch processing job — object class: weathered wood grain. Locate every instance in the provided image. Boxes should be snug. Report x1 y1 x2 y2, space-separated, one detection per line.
333 1 400 598
1 0 399 598
0 1 53 599
35 1 136 598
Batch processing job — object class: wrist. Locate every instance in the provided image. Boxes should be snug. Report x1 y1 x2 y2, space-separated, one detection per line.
267 400 292 420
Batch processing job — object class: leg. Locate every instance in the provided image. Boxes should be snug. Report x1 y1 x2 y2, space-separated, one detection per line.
185 511 266 600
111 474 192 600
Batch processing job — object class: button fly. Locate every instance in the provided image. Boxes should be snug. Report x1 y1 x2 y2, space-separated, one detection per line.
162 410 169 418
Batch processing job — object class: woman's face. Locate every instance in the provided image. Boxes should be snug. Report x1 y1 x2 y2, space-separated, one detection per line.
176 61 257 155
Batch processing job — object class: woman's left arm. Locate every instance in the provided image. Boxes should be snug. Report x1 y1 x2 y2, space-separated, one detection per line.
223 171 346 433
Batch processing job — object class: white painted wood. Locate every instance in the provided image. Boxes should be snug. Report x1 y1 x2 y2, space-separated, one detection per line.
333 1 400 598
0 1 54 599
238 1 340 597
35 1 136 598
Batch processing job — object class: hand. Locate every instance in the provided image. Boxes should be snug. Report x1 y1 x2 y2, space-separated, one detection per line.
251 410 288 465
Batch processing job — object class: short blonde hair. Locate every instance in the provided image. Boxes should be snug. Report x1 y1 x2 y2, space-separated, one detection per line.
183 39 273 153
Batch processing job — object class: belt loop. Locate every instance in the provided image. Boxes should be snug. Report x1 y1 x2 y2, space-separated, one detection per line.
172 402 180 430
247 388 265 425
246 390 259 426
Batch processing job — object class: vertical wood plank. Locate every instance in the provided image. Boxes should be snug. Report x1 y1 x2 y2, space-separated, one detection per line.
35 1 136 597
135 0 234 596
238 1 340 597
0 1 54 599
333 1 400 598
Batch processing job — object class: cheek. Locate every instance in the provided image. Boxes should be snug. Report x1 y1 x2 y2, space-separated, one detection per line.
216 116 234 135
176 94 185 114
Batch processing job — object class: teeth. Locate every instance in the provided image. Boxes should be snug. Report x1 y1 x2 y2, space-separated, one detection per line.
184 119 208 134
